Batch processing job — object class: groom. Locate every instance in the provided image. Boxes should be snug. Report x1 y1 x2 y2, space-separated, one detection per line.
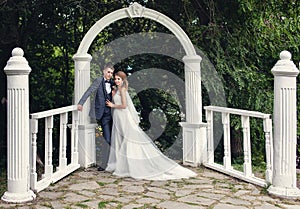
77 62 114 171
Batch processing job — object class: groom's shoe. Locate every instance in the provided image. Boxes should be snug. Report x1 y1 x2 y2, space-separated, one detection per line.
97 167 105 171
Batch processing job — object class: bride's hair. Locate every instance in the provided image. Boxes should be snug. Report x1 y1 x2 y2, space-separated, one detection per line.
115 70 128 90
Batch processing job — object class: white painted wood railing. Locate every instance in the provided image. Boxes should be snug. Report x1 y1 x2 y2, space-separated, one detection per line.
204 106 273 187
30 105 80 192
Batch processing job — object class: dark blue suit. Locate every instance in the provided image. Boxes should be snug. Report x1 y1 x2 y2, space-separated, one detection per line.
78 77 113 145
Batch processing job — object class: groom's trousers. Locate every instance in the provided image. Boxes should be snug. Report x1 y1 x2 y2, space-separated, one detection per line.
97 107 112 170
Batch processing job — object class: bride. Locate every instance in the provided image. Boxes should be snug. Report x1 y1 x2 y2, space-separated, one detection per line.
105 71 197 180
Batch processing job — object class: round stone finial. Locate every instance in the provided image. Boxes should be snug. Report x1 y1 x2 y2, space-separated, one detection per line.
11 47 24 57
279 50 291 60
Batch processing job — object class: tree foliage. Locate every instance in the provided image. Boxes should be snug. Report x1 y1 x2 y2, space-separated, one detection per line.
0 0 300 165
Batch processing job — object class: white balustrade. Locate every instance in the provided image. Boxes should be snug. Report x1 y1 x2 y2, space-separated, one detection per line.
30 105 80 192
204 106 272 187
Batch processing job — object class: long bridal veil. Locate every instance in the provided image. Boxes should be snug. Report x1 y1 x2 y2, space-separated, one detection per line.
126 91 140 125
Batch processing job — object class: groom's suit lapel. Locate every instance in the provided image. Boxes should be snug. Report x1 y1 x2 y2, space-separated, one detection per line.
101 78 108 100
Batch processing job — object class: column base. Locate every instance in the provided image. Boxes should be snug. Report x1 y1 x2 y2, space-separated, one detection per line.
180 122 207 167
268 185 300 199
1 190 36 203
78 123 97 168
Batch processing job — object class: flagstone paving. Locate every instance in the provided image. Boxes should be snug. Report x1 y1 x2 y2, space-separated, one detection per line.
0 166 299 209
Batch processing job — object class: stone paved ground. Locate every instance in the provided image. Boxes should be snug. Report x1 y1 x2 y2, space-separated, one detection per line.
0 166 299 209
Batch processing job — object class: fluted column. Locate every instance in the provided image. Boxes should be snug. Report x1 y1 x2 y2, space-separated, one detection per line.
73 53 96 168
268 51 300 198
73 53 92 125
180 55 207 167
183 55 202 123
1 48 35 203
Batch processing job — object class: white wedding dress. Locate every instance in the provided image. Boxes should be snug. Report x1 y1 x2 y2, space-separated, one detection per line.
105 90 197 180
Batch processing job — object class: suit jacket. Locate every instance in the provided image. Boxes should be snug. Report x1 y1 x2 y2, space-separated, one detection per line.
78 77 113 120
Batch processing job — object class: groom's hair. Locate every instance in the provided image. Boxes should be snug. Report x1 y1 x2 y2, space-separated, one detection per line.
103 62 115 71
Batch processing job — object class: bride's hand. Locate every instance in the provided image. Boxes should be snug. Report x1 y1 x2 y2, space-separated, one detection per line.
112 89 116 97
106 100 114 108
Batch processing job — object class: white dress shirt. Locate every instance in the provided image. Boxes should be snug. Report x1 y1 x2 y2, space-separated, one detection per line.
105 80 111 94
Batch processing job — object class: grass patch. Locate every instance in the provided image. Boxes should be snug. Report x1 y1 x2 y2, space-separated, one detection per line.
196 166 205 173
0 169 7 197
97 182 106 186
98 201 109 209
41 202 52 208
228 182 237 192
113 179 122 184
260 182 271 195
232 163 266 179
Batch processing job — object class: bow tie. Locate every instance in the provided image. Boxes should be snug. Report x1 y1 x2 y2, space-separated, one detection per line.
105 80 110 83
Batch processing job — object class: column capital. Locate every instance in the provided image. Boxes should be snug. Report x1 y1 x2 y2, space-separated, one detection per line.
271 50 299 77
73 53 92 62
180 122 207 129
182 55 202 63
4 48 31 75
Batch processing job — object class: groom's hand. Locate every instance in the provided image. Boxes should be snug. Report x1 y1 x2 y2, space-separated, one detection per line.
77 104 83 111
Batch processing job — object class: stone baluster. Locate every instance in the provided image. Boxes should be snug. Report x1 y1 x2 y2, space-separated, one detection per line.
241 115 252 177
1 48 36 203
44 116 53 178
58 113 68 170
71 110 79 164
30 118 38 190
263 117 273 184
268 50 300 198
205 110 214 164
222 112 231 170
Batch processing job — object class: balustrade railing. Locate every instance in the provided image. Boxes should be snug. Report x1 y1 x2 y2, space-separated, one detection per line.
30 105 80 192
204 106 273 187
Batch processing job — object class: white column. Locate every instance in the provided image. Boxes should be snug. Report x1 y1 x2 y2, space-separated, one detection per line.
180 55 207 167
73 53 97 168
73 53 92 125
183 55 202 123
268 50 300 198
1 48 36 203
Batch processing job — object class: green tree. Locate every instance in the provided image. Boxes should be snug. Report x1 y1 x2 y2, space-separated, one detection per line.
1 0 300 169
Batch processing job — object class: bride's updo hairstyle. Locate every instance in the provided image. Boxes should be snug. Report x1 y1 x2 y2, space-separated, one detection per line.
115 70 128 89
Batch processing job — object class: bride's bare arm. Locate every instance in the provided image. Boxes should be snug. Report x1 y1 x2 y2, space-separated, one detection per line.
106 87 127 109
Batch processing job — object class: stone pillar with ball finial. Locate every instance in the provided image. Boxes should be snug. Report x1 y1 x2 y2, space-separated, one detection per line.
1 48 36 203
268 50 300 198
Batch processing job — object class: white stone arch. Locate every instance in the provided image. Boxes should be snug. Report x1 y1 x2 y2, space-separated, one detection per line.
73 2 205 168
76 2 196 56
